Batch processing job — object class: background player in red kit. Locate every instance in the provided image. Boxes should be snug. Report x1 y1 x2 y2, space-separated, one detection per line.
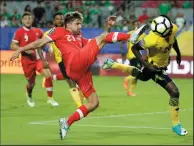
10 11 146 139
10 11 59 107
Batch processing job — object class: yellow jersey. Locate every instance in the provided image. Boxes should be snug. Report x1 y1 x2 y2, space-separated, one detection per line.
44 28 62 63
127 30 146 60
138 24 178 67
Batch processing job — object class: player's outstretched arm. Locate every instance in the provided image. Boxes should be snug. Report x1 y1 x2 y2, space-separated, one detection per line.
173 38 181 66
10 37 51 61
132 43 159 72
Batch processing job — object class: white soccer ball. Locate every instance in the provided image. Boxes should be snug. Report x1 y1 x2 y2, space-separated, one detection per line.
151 16 172 37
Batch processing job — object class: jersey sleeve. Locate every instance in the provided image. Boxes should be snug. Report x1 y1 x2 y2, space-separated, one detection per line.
81 37 89 46
38 28 44 38
138 32 156 50
12 30 21 43
46 28 62 41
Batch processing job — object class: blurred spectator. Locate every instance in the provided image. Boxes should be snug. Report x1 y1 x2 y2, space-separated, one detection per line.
83 9 92 27
158 1 172 15
11 9 21 20
175 12 186 31
24 4 32 13
100 1 111 27
182 1 192 9
62 2 74 15
138 9 149 24
46 20 53 28
2 7 11 20
122 20 129 31
0 15 9 27
33 1 45 24
44 1 54 22
89 4 100 28
9 15 20 27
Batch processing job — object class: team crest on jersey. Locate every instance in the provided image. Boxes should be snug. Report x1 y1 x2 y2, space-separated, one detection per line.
48 28 55 34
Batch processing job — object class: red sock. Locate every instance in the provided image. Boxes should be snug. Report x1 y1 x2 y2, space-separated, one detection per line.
53 73 64 80
26 84 34 97
44 77 53 98
106 32 130 43
67 105 89 126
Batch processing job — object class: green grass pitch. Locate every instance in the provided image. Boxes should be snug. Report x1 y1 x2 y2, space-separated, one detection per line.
1 74 193 145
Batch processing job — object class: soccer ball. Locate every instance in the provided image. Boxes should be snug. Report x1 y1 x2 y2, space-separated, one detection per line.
151 16 172 37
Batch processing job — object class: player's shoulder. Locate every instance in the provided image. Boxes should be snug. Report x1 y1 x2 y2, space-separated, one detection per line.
142 31 158 46
15 27 24 33
48 27 64 35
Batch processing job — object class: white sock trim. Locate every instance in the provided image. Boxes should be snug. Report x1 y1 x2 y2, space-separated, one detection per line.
76 109 84 119
46 87 53 91
112 32 119 43
53 75 57 80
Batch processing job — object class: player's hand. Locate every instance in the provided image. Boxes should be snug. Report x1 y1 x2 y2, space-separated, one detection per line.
10 50 20 61
43 61 50 69
176 54 181 66
107 16 117 26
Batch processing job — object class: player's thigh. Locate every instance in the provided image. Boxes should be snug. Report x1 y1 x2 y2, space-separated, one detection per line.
130 58 142 69
22 63 36 84
78 39 99 69
137 67 153 81
77 71 96 98
152 70 172 89
36 60 43 73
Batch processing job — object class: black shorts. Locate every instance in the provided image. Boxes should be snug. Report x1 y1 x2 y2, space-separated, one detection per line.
130 58 142 70
137 67 172 88
58 61 70 79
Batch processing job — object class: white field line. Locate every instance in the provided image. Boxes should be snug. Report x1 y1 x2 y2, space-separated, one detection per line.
29 108 193 124
28 123 193 131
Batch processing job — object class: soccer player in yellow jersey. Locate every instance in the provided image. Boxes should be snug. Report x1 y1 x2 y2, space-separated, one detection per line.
42 12 84 108
102 15 187 136
120 20 146 96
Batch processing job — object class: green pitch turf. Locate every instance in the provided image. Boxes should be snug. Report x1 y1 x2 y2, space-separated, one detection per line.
1 74 193 145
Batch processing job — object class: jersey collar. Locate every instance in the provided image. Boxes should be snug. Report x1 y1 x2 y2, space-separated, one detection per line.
23 26 31 31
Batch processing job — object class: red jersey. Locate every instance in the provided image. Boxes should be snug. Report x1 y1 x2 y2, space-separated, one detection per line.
32 27 44 60
46 27 89 66
12 26 43 61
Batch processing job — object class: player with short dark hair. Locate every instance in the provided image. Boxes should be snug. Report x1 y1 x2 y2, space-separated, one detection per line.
10 11 147 139
10 11 59 107
42 12 84 107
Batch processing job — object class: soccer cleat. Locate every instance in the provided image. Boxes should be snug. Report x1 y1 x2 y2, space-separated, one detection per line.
59 118 69 140
127 91 136 97
172 124 188 136
129 24 148 44
26 93 35 107
47 98 59 107
102 58 114 70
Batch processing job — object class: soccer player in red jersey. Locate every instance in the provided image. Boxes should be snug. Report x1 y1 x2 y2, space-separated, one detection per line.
10 11 147 139
10 12 59 107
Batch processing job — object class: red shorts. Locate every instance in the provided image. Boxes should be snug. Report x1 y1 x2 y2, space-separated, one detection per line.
67 39 99 98
77 71 96 98
22 58 43 83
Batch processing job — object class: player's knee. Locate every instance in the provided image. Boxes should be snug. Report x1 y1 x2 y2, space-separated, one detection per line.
29 83 35 88
131 67 141 78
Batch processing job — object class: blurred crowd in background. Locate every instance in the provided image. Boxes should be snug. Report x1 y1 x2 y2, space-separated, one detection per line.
0 0 193 32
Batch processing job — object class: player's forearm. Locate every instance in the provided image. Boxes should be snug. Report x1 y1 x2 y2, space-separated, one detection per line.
132 43 150 67
18 38 47 53
173 39 181 56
